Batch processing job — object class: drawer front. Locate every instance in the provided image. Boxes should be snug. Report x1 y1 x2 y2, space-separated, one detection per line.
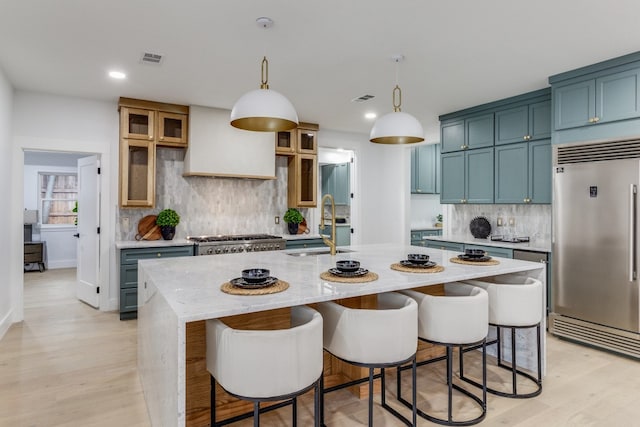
120 264 139 289
410 231 421 241
121 245 194 264
24 243 43 255
285 239 325 249
120 288 138 312
465 244 513 259
424 240 464 252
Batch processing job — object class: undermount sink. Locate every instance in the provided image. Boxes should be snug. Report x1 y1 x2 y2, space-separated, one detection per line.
287 249 354 257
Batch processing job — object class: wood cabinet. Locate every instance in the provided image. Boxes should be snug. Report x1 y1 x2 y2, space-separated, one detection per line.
118 98 189 208
440 147 494 204
277 122 319 208
411 143 440 194
495 100 551 145
494 139 550 204
441 113 493 153
119 245 194 320
322 162 350 204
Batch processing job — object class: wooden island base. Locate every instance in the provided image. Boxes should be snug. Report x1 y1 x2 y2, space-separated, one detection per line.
184 285 445 427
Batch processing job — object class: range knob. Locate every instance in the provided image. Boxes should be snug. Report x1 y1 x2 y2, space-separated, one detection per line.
215 248 222 254
206 247 214 255
238 247 245 253
223 248 230 253
230 247 237 253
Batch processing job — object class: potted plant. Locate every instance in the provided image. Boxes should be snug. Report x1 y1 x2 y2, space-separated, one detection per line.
156 208 180 240
283 208 303 235
435 214 443 228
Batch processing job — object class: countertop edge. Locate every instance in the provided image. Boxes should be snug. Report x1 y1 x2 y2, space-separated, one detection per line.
422 236 551 252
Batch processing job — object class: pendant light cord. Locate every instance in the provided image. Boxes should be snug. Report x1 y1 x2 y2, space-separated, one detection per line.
393 58 402 112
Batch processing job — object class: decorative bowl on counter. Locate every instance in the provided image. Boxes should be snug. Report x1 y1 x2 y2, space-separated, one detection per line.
407 253 430 264
335 260 360 272
241 268 271 283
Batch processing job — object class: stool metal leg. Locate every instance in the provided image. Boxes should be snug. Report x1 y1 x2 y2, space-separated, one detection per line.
211 376 217 427
368 367 374 427
253 402 259 427
292 396 297 426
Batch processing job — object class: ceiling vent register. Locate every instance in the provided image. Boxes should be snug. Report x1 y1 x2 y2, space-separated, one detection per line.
351 94 375 103
556 139 640 165
141 52 163 64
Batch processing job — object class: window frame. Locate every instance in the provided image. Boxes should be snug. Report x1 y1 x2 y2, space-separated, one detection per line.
38 171 78 228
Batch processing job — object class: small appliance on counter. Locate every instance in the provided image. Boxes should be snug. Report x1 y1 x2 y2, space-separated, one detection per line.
490 235 530 243
469 216 491 239
188 234 285 256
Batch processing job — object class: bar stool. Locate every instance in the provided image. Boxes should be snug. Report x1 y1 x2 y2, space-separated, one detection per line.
206 305 324 427
398 283 489 426
460 277 543 398
315 292 418 427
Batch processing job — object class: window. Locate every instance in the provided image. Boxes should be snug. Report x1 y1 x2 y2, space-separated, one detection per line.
39 172 78 225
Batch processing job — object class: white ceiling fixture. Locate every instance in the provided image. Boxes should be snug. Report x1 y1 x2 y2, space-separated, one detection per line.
230 17 298 132
369 54 424 145
108 71 126 79
364 112 377 120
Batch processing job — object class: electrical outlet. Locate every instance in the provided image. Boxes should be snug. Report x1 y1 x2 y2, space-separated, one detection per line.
275 216 280 225
508 217 515 226
121 216 130 228
496 217 503 226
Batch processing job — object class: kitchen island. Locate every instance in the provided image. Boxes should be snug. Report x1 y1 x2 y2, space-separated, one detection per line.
137 243 546 427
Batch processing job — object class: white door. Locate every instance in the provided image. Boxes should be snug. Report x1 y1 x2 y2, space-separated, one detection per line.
76 155 100 308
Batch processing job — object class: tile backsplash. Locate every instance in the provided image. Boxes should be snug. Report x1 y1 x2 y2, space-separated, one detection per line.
449 204 551 241
117 149 304 240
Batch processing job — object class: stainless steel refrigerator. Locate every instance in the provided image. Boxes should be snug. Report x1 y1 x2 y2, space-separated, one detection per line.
550 140 640 358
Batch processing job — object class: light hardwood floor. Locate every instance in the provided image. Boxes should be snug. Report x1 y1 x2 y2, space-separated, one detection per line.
2 269 640 426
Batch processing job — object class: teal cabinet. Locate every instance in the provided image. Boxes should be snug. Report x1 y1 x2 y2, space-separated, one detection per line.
119 245 194 320
411 229 443 246
495 100 551 145
440 148 493 204
553 67 640 130
441 114 493 153
495 139 551 204
464 244 513 259
321 163 350 205
424 240 464 252
285 238 326 250
319 225 351 247
411 143 440 194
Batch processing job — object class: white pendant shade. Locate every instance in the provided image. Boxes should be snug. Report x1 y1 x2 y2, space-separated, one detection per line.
369 111 425 144
230 87 298 132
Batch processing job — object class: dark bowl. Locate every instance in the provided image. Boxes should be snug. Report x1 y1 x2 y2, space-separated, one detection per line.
465 249 486 258
241 268 270 283
336 260 361 272
407 253 430 264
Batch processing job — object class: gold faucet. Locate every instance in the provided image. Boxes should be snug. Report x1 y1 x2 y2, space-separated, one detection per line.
320 194 337 255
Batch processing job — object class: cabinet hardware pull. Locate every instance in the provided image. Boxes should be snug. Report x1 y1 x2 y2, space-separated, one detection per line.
157 253 161 257
461 145 465 150
149 135 153 139
159 136 164 140
593 117 600 123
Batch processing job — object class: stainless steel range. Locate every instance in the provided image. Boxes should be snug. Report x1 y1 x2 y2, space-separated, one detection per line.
187 234 286 256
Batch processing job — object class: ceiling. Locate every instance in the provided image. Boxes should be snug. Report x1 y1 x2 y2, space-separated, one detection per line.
2 0 640 142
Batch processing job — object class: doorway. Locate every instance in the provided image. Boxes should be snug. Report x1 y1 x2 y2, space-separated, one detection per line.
22 150 102 312
317 147 357 245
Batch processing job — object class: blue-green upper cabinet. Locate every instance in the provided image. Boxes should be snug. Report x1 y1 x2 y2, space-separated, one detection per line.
333 163 350 205
466 147 494 203
550 52 640 136
321 164 335 198
440 151 465 203
496 101 551 145
528 139 551 204
495 142 528 203
465 114 494 149
411 143 440 194
441 120 464 152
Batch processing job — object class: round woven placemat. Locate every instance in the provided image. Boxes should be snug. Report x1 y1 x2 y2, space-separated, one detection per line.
320 271 379 283
449 257 500 266
390 263 445 273
220 280 290 295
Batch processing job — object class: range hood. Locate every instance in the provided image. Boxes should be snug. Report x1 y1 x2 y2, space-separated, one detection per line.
183 105 276 179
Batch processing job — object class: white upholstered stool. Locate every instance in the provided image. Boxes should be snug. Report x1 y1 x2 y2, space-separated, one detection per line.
206 305 324 427
399 283 489 426
315 292 418 427
460 277 543 398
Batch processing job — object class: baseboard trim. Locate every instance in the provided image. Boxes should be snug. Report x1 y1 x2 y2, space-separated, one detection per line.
0 308 14 341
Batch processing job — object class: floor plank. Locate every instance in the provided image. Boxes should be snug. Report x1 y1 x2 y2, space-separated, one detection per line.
2 269 640 426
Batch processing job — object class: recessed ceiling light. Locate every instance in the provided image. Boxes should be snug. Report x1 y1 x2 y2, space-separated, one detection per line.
364 112 377 120
108 71 126 79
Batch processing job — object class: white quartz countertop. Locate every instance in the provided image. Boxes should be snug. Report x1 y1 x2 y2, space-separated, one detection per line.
423 235 551 252
139 243 545 323
115 239 193 249
283 233 323 240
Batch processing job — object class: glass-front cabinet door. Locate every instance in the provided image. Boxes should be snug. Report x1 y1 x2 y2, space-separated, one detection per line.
121 107 155 141
120 139 155 207
275 130 296 154
290 154 317 207
297 128 317 154
157 112 188 146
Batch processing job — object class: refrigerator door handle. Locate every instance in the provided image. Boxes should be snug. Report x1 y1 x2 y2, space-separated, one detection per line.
630 184 637 282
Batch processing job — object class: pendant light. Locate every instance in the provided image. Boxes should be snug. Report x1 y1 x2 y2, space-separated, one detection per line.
230 17 298 132
369 55 424 144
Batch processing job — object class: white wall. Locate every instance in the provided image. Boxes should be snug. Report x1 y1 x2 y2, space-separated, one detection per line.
10 91 118 322
318 129 411 245
24 164 78 269
0 67 14 340
411 194 442 228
